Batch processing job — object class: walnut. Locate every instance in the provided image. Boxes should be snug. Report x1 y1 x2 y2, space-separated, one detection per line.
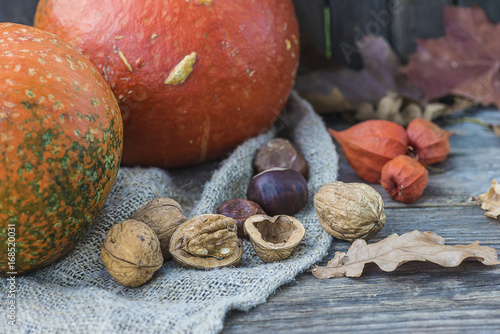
100 219 163 287
314 181 386 242
244 214 305 262
129 197 187 259
169 214 243 269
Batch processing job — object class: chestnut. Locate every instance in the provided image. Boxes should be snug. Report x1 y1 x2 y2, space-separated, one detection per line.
254 138 309 179
216 199 266 238
247 168 308 216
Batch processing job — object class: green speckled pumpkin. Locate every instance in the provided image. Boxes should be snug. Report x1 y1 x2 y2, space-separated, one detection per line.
0 23 123 276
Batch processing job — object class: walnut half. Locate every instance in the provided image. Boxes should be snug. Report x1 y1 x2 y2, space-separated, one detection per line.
244 214 305 262
169 214 243 269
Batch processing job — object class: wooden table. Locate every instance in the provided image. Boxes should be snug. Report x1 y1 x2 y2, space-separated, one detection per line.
222 109 500 333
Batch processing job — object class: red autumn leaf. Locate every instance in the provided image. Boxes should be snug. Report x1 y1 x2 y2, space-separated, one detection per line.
401 5 500 107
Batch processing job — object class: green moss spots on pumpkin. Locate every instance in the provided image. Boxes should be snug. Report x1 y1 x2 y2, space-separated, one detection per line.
104 153 115 170
91 97 100 107
46 193 61 214
42 132 53 147
1 114 122 274
25 162 33 172
21 101 32 110
60 155 70 169
17 162 34 176
25 90 35 98
85 114 97 122
85 169 98 182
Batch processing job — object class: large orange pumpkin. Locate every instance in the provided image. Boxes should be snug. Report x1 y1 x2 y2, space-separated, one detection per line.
34 0 300 168
0 23 123 276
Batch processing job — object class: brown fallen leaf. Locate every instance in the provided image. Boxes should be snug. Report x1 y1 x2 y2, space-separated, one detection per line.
477 179 500 219
401 5 500 107
312 230 500 279
295 35 424 114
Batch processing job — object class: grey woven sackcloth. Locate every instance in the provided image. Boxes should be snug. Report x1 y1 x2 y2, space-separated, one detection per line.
1 91 338 333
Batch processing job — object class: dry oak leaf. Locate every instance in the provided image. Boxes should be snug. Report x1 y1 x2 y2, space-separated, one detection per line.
477 179 500 219
312 230 500 279
401 5 500 107
295 35 424 114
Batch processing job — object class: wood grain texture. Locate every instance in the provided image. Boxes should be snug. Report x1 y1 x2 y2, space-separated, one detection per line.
292 0 327 55
328 0 389 68
390 0 453 62
223 110 500 333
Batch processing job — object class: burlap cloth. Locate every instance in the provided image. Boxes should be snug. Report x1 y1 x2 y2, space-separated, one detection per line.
1 91 338 333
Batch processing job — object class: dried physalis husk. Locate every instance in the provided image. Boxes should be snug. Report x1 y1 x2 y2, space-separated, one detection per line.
101 219 163 287
129 197 187 259
244 214 305 262
314 181 386 242
406 118 453 165
329 120 409 183
169 214 243 269
381 155 428 204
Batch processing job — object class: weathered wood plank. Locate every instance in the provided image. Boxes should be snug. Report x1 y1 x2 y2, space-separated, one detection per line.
457 0 500 23
223 206 500 333
0 0 39 25
391 0 453 62
328 0 389 68
292 0 327 56
223 109 500 332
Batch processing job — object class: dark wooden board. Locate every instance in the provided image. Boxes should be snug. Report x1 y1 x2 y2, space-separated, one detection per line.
0 0 38 25
457 0 500 23
292 0 327 56
328 0 389 68
223 110 500 333
390 0 453 62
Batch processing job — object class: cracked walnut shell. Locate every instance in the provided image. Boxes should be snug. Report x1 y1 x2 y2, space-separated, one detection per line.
314 182 386 242
100 219 163 287
169 214 243 269
129 197 187 259
244 214 305 262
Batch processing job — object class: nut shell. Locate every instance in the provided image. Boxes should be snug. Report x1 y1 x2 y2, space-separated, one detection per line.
244 214 305 262
169 214 243 269
314 181 386 242
100 219 163 287
129 197 187 259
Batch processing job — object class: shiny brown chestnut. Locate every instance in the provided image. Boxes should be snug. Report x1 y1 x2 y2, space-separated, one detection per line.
247 168 308 216
254 138 309 179
216 199 266 238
